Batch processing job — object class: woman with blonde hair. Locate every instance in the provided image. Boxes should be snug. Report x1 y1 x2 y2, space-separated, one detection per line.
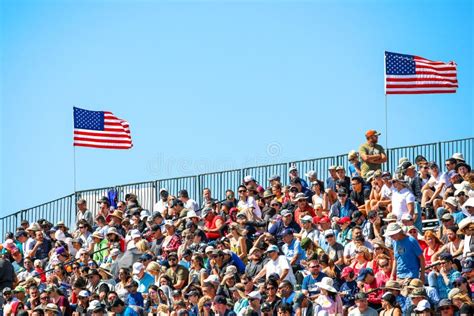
228 222 248 262
350 246 373 274
135 239 149 253
197 295 213 316
451 292 474 315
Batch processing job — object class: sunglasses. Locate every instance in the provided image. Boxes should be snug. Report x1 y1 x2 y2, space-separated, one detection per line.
379 263 388 268
266 287 276 290
338 194 347 197
79 226 85 229
325 235 334 238
238 190 247 193
439 307 452 311
309 265 320 268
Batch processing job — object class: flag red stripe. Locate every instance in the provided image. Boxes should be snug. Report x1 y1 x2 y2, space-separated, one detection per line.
74 143 132 149
386 84 458 88
74 130 131 138
386 90 456 94
413 71 457 77
386 77 458 83
74 137 132 144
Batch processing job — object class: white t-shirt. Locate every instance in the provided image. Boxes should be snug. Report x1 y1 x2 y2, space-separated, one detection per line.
237 197 262 219
381 184 392 199
391 187 415 220
185 199 199 214
265 255 296 283
153 200 168 215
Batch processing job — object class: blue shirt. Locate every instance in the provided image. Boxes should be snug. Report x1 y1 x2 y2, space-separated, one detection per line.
302 272 327 296
340 280 358 306
123 306 140 316
393 236 422 279
282 238 306 266
281 291 296 305
134 272 155 294
127 292 144 307
452 210 466 224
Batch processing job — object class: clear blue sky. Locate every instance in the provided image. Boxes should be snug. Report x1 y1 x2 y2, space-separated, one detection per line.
1 0 473 214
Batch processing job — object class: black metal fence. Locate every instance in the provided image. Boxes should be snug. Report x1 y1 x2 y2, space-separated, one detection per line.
1 137 472 238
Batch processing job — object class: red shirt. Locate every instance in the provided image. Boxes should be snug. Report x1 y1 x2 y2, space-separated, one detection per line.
205 215 224 240
294 204 316 226
363 277 385 305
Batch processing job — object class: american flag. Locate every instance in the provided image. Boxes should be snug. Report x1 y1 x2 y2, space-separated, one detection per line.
385 51 458 94
73 107 133 149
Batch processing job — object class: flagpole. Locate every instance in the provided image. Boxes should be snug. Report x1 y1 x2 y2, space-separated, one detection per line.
73 145 77 193
385 94 388 149
383 51 388 149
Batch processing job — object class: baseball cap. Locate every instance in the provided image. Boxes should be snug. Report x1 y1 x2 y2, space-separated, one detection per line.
365 130 381 138
341 266 354 278
301 215 313 223
280 209 292 217
281 228 294 237
78 290 90 298
414 299 431 312
357 268 373 281
266 245 279 253
132 262 144 274
337 217 351 225
324 229 335 237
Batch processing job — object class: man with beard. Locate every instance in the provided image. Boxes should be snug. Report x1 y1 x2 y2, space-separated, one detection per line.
165 252 189 290
245 247 268 283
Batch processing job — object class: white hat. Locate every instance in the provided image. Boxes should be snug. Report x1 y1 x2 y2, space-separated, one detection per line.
289 165 298 172
110 248 120 257
132 262 144 275
445 196 458 207
130 230 141 239
448 288 461 300
244 175 255 183
225 265 237 275
398 157 409 168
401 213 413 221
45 303 59 312
186 210 199 219
301 215 313 223
159 188 168 193
247 291 262 300
464 197 474 208
87 300 101 311
78 290 90 297
55 230 66 241
316 277 337 293
140 210 150 220
452 153 465 161
348 150 358 160
324 229 335 237
205 246 215 253
414 299 431 312
305 170 317 178
164 220 174 227
204 274 220 284
457 217 474 234
384 223 403 237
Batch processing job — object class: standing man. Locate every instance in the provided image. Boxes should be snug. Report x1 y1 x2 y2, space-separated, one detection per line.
76 199 93 227
359 130 387 179
153 188 169 215
385 223 425 283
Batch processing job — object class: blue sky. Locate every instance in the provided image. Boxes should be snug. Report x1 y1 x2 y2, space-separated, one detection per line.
1 0 473 214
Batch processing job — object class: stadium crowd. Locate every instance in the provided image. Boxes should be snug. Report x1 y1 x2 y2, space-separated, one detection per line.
1 130 474 316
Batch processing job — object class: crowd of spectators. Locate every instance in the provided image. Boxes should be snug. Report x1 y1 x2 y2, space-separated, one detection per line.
1 130 474 316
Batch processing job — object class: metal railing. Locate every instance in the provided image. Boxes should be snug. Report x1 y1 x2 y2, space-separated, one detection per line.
1 137 472 238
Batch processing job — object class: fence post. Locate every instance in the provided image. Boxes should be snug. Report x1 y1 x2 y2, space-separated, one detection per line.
437 142 443 165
